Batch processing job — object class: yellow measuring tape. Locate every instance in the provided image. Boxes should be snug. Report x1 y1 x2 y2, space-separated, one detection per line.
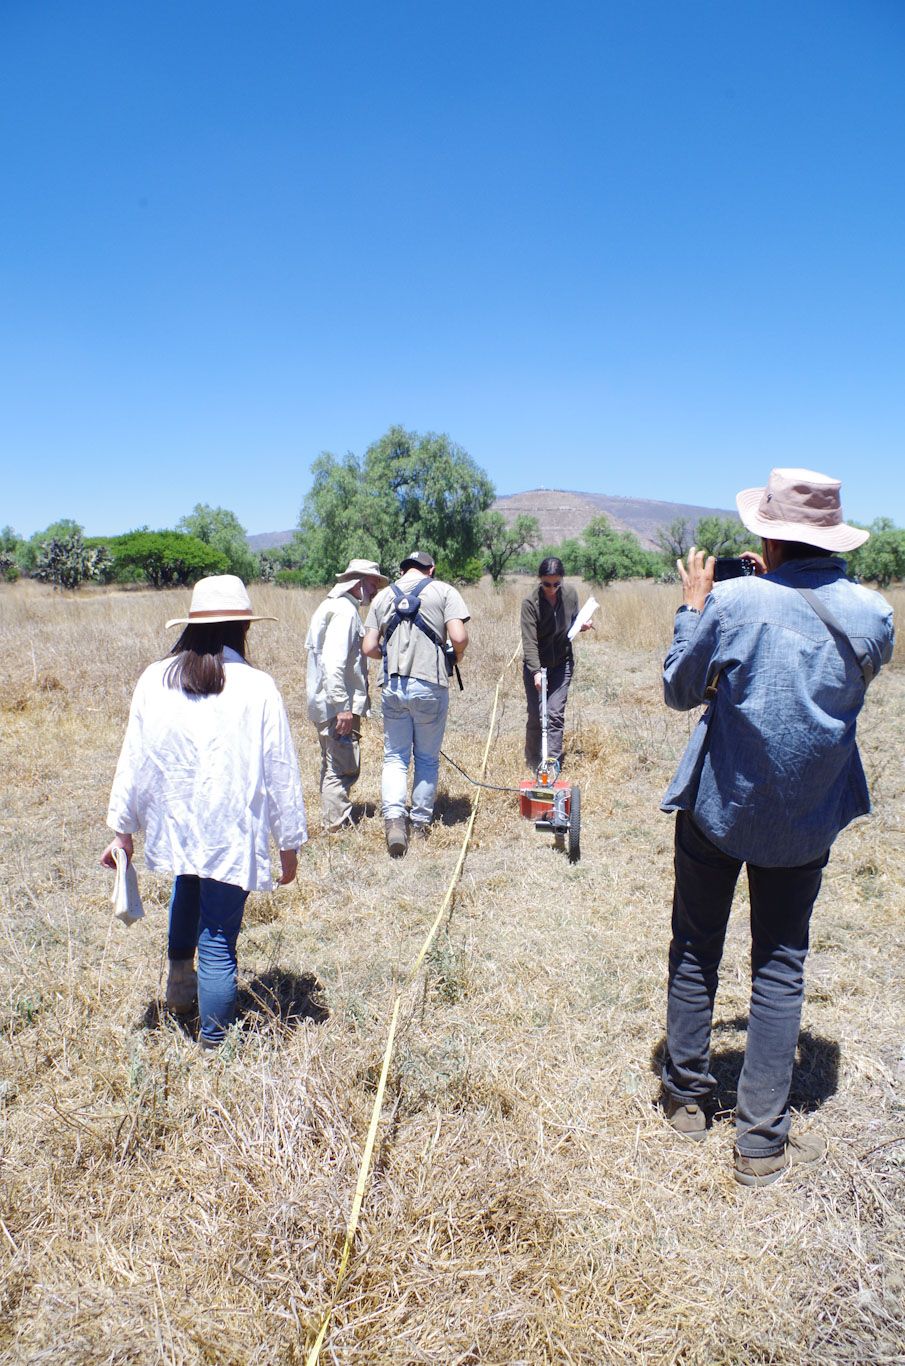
306 644 520 1364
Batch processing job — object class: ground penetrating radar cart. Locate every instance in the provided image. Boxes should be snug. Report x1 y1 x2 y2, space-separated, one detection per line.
518 667 580 862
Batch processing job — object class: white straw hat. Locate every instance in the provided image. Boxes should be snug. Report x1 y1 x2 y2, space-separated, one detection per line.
736 468 869 553
334 558 389 586
165 575 276 629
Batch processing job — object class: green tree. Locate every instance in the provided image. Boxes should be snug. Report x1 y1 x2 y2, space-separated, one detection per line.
847 520 905 588
693 515 757 559
578 517 658 586
109 531 229 587
479 510 541 583
177 504 258 583
654 516 695 567
289 426 495 585
0 526 22 581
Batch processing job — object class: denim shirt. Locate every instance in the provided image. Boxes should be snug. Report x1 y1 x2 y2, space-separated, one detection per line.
661 558 894 867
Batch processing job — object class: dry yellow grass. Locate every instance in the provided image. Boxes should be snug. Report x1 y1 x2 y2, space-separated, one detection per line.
0 577 902 1364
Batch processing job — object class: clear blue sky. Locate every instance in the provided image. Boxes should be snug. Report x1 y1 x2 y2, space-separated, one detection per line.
2 0 903 538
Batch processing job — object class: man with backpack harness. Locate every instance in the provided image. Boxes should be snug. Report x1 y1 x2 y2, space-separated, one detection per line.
363 551 470 857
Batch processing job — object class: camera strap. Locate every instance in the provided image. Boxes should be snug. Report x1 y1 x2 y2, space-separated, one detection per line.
794 587 875 688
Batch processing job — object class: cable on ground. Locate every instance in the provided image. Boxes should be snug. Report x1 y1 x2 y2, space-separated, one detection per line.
305 642 521 1364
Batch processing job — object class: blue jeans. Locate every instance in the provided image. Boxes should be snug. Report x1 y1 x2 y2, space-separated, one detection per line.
168 876 249 1046
381 676 449 825
663 813 828 1156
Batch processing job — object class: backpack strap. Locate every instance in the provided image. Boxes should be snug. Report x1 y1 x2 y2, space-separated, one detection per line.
381 577 446 684
794 587 875 687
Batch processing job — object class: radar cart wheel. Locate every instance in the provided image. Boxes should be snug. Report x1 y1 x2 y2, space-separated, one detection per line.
568 785 581 863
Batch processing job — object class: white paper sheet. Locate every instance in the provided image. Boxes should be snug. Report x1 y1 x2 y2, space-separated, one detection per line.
567 596 599 641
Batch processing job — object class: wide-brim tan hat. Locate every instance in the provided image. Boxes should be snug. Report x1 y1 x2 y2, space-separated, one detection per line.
165 574 277 629
334 558 389 586
736 467 869 553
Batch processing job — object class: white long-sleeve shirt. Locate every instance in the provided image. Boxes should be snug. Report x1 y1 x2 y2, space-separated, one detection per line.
305 587 370 726
107 647 307 891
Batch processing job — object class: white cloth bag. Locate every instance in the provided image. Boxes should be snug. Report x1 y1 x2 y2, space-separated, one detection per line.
111 846 144 926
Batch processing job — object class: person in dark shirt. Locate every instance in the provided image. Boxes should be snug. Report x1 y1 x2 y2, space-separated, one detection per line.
519 556 591 770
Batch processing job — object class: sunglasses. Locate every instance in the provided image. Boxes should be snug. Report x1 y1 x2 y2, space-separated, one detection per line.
541 579 562 588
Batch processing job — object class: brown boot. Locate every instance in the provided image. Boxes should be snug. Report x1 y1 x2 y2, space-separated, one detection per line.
733 1132 826 1187
663 1096 708 1142
385 817 408 858
166 959 197 1014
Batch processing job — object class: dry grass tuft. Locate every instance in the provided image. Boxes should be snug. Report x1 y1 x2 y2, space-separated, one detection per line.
1 576 903 1363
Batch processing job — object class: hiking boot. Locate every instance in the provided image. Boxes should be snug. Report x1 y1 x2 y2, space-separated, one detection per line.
325 817 354 835
409 822 431 841
733 1132 826 1188
664 1096 708 1142
385 817 408 858
166 959 197 1014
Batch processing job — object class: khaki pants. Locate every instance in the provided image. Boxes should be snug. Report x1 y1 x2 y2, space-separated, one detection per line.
317 719 361 829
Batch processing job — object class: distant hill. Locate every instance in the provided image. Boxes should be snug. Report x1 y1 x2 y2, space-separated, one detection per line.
247 489 740 555
247 529 295 552
492 488 740 550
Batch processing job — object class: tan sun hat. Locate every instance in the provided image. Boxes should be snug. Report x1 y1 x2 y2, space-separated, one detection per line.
736 468 869 553
165 574 277 629
334 558 389 586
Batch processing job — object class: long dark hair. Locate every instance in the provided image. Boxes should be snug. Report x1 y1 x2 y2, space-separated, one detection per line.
165 621 250 696
538 556 565 579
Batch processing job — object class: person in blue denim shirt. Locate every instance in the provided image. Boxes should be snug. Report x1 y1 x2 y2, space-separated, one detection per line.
659 468 894 1186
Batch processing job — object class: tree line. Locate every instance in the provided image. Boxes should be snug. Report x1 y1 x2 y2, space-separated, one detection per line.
3 425 903 590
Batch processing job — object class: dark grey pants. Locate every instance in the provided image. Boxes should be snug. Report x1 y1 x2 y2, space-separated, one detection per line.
663 812 828 1156
523 660 572 768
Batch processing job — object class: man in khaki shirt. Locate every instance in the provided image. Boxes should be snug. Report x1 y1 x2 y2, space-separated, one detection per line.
363 551 470 856
306 559 387 831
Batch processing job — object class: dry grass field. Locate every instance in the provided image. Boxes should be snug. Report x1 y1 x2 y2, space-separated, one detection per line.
0 577 903 1365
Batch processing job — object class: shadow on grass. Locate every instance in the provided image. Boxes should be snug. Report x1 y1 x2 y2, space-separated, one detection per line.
433 792 474 826
650 1016 840 1116
138 968 329 1038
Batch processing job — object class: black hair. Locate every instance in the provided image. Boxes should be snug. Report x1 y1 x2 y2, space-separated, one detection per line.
164 621 250 696
538 557 565 578
774 540 830 561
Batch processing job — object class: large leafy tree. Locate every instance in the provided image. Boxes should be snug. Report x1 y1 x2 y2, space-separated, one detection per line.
479 510 540 583
109 531 228 588
693 515 757 559
847 519 905 587
578 517 658 587
654 517 695 566
177 504 257 583
290 426 495 584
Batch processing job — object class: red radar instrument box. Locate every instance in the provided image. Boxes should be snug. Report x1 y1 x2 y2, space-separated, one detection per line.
518 778 571 820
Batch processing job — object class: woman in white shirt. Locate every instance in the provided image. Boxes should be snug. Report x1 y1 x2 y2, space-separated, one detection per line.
101 576 307 1048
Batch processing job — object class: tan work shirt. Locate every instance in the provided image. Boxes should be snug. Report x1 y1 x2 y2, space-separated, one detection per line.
366 571 470 688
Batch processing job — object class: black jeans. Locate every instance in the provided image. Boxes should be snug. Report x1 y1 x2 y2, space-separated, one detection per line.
523 660 572 768
663 812 828 1156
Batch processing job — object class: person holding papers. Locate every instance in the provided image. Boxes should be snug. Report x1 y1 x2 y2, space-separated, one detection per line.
519 556 594 771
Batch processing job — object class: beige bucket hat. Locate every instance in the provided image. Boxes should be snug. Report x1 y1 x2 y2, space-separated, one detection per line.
165 574 276 629
334 558 389 586
736 468 869 553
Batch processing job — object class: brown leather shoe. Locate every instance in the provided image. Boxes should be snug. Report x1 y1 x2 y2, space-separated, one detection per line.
733 1132 826 1187
385 817 408 858
664 1096 708 1141
409 822 431 841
